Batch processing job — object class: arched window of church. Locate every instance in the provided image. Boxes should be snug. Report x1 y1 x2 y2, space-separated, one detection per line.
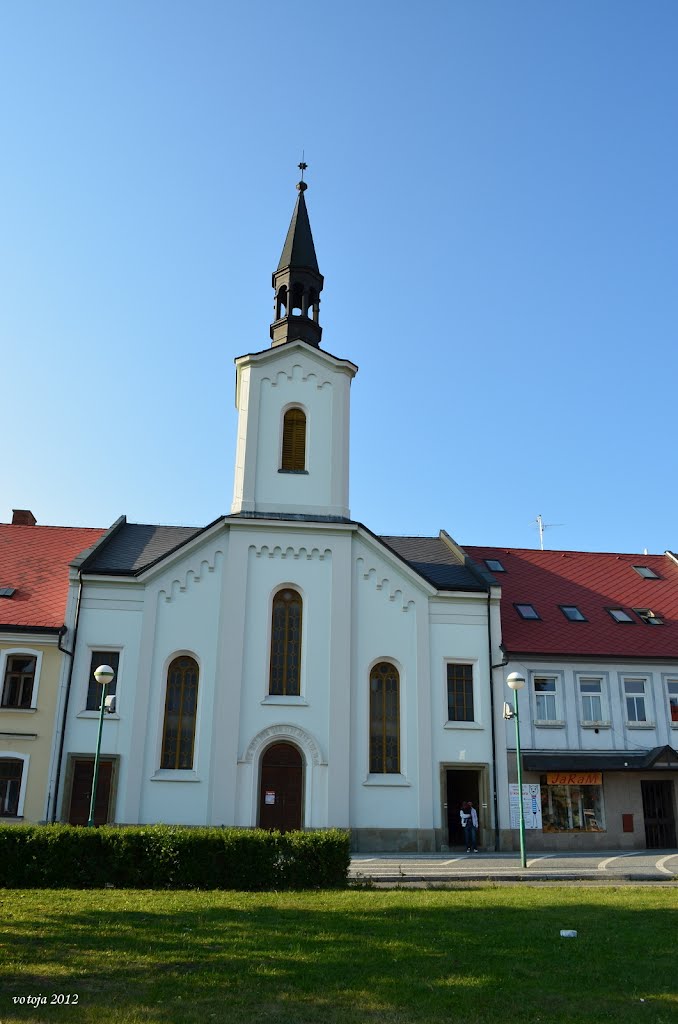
281 408 306 471
369 662 400 773
269 589 302 695
161 656 199 769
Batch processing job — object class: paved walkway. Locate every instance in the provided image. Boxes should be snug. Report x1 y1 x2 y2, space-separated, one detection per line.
349 850 678 884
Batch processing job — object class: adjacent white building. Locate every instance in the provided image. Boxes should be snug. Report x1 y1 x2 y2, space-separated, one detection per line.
467 545 678 851
50 178 501 851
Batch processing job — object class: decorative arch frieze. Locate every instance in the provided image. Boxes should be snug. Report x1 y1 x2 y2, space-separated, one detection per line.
355 556 415 613
241 724 326 766
157 550 224 605
261 364 334 391
249 543 332 562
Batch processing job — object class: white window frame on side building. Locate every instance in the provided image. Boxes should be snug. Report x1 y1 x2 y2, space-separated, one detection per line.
531 672 565 728
663 676 678 729
622 676 654 728
576 674 610 728
0 649 44 711
0 751 29 818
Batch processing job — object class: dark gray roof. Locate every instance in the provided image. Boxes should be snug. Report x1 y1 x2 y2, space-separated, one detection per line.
379 536 488 592
227 511 353 524
277 191 319 272
82 523 205 575
81 517 488 593
523 746 678 772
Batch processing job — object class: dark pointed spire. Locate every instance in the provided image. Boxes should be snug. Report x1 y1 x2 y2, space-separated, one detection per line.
270 165 324 348
276 188 319 273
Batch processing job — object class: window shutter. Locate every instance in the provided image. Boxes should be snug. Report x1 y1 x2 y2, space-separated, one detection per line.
282 409 306 471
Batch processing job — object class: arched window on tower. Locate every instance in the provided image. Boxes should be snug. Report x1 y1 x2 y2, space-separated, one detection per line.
269 589 302 695
308 287 318 322
276 285 287 321
281 407 306 471
161 656 199 769
291 282 304 315
369 662 400 774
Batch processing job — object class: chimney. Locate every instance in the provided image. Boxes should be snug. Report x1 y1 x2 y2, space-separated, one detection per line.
12 509 37 526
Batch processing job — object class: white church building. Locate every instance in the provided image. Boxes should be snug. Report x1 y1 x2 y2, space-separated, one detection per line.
49 175 502 852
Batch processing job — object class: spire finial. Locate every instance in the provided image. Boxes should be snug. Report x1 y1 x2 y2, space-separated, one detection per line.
297 155 308 192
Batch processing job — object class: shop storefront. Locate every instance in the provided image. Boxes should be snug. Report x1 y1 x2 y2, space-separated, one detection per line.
502 746 678 851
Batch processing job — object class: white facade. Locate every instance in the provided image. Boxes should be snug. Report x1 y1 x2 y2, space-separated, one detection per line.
52 339 499 851
231 341 356 519
494 656 678 851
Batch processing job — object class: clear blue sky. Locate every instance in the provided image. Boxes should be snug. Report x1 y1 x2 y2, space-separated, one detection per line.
2 1 676 553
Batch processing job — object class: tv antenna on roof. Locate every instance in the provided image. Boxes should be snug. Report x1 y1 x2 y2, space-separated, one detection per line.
533 513 564 550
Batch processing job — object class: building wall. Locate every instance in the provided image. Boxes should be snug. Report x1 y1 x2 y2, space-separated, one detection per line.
231 343 354 518
57 523 496 851
496 658 678 851
0 638 62 823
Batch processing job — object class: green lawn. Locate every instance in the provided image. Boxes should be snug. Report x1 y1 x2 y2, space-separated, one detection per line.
0 887 675 1023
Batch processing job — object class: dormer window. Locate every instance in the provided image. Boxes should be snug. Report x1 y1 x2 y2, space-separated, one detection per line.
634 608 664 626
515 603 540 620
560 605 587 622
607 607 634 623
281 408 306 471
632 565 660 579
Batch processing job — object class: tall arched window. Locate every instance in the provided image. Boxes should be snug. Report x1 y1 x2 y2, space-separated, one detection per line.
281 408 306 471
161 656 199 769
369 662 400 774
270 589 302 695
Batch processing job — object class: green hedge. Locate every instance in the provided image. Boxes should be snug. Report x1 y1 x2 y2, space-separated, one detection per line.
0 825 350 890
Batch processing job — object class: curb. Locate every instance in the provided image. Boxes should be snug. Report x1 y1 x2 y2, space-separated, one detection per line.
349 872 675 884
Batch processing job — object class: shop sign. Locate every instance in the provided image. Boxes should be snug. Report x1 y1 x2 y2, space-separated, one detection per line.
547 772 602 786
509 784 542 829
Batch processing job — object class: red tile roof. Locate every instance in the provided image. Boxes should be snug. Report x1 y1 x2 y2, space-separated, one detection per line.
0 524 105 630
465 546 678 659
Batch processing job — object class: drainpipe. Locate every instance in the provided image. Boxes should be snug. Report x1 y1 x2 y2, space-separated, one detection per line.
49 570 83 822
488 592 508 852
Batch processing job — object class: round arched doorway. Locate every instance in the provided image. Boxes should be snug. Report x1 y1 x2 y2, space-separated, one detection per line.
258 742 303 831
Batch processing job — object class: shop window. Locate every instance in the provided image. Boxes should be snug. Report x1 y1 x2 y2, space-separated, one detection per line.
541 780 605 833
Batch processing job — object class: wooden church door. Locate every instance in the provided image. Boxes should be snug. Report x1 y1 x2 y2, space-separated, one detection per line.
259 743 303 831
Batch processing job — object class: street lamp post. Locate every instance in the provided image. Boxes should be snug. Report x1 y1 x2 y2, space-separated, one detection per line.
506 672 527 868
87 664 115 828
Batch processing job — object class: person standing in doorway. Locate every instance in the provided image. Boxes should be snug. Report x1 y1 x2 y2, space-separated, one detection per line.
460 801 479 852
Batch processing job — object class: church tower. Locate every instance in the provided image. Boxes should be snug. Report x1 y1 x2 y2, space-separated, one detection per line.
270 164 324 348
231 169 358 519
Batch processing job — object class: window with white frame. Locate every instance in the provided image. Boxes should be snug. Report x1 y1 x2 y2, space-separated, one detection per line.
624 679 647 722
1 653 38 709
579 678 603 722
0 757 24 816
667 680 678 724
446 663 474 722
534 676 558 721
86 651 120 711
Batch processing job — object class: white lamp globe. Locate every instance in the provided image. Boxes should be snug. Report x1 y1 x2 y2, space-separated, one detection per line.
506 672 526 692
93 664 115 687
